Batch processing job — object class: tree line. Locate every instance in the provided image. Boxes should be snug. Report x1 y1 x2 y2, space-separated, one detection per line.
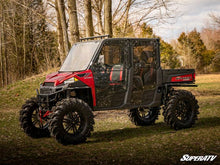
0 0 219 87
174 14 220 73
0 0 57 87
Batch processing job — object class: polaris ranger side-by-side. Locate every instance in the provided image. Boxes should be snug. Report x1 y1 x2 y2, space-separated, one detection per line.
20 36 199 145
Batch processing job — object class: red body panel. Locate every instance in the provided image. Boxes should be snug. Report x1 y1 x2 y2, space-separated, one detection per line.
45 72 76 86
74 70 96 106
171 73 194 82
44 70 96 106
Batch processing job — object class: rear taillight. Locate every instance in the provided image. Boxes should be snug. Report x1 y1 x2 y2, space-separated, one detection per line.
193 73 195 81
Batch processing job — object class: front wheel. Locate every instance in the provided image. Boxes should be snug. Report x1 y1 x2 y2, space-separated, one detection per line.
49 98 95 145
19 98 50 138
163 90 199 130
128 107 160 126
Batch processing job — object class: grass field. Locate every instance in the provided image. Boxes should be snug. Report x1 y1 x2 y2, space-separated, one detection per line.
0 73 220 164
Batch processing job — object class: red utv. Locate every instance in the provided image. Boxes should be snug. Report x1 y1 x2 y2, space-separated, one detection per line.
20 36 199 145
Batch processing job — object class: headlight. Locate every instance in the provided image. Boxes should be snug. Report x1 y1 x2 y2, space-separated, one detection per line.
64 77 78 84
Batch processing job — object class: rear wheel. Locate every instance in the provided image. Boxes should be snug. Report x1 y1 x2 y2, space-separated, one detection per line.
128 107 160 126
49 98 94 145
163 90 199 130
19 98 50 138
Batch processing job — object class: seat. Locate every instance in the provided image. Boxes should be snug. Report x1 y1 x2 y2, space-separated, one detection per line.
109 64 124 85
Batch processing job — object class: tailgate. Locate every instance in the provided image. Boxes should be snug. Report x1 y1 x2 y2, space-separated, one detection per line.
162 69 195 84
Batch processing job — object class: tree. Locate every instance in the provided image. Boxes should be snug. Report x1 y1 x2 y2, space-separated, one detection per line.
84 0 94 37
104 0 112 37
57 0 69 61
201 13 220 54
68 0 80 45
211 52 220 72
177 32 194 68
188 29 207 72
55 0 65 63
122 0 132 36
200 13 220 72
160 40 180 69
92 0 104 35
209 13 220 28
177 29 215 73
0 2 4 86
138 23 153 38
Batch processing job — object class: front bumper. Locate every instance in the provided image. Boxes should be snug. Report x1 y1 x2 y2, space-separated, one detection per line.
37 84 65 106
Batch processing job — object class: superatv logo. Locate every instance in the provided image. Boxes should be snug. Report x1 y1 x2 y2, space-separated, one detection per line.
180 154 217 161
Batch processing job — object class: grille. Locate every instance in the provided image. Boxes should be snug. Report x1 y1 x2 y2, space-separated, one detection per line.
40 88 53 94
44 82 54 87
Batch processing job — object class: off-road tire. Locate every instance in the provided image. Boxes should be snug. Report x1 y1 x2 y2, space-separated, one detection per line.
163 90 199 130
19 97 50 138
49 98 94 145
128 107 160 126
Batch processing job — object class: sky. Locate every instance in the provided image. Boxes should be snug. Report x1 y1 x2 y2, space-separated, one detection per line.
153 0 220 42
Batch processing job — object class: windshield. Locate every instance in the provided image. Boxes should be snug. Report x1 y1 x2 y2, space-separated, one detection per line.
60 41 100 72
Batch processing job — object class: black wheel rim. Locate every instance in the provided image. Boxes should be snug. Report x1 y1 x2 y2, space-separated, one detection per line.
62 111 82 136
138 108 151 119
31 109 48 129
175 100 191 121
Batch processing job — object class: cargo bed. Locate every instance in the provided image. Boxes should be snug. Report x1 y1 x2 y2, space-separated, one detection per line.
162 69 195 84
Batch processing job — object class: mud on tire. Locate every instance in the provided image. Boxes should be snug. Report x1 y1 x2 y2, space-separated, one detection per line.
128 107 160 126
19 97 50 138
49 98 94 145
163 90 199 130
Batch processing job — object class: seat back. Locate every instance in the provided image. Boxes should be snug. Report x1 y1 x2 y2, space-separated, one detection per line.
110 65 124 83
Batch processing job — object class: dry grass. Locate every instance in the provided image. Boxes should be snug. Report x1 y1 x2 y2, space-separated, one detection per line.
196 74 220 83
